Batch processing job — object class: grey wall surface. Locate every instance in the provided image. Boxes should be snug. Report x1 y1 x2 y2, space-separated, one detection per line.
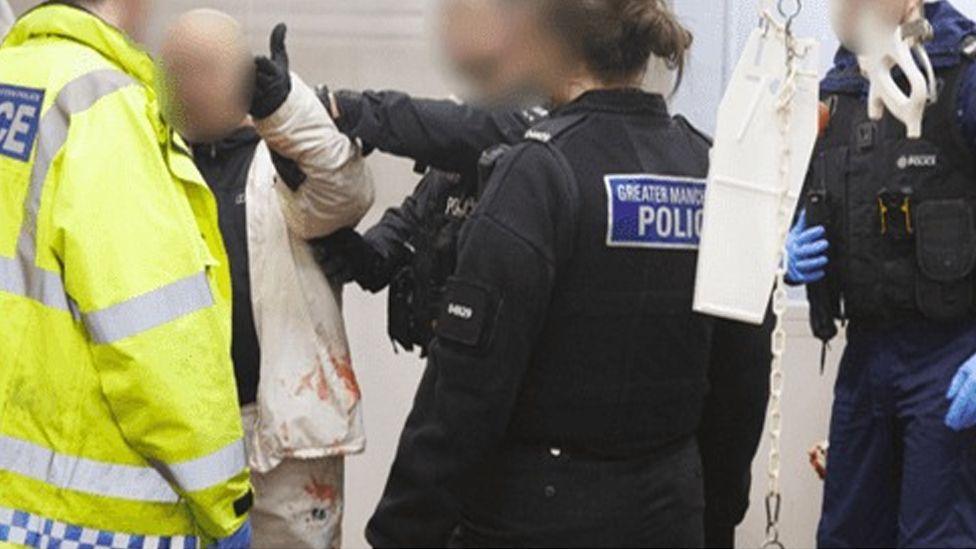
5 0 976 547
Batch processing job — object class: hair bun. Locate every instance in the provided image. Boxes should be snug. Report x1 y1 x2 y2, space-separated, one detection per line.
623 0 693 71
534 0 693 88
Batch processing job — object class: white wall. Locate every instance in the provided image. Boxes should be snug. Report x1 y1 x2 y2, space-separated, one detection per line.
5 1 975 547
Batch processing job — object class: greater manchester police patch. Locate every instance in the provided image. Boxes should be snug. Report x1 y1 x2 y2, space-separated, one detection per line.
0 84 44 163
605 174 706 250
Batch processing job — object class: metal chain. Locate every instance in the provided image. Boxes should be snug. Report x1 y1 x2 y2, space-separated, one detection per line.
761 4 803 547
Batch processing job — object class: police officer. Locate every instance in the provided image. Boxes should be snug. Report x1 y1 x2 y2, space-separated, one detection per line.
361 0 741 546
312 90 545 353
787 1 976 546
0 1 252 547
314 2 773 546
315 85 773 547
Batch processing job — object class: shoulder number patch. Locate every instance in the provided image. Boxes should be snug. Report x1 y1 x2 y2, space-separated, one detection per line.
435 278 500 351
0 84 44 162
605 174 705 250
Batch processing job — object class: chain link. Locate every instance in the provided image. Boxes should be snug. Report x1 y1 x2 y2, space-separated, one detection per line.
761 6 803 548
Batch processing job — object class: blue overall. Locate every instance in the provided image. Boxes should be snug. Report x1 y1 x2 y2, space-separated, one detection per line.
818 320 976 548
817 3 976 547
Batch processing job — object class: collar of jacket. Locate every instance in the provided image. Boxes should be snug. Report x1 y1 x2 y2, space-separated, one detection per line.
556 88 669 118
5 3 174 146
823 0 976 94
3 3 157 89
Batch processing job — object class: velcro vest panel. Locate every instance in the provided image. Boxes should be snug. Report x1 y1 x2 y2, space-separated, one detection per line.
805 58 976 331
508 114 714 455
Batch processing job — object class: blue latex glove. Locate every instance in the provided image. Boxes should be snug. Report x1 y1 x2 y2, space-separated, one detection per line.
946 355 976 431
214 520 252 549
785 210 829 285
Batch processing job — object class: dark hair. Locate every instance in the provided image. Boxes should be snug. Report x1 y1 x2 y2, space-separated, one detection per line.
529 0 693 85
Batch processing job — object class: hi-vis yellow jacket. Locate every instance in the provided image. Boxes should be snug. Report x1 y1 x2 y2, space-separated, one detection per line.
0 5 251 546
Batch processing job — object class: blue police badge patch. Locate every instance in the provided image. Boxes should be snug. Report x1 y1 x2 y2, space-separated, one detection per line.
605 174 706 250
0 84 45 162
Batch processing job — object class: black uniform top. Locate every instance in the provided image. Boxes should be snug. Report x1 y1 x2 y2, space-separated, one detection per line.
366 89 719 546
192 128 262 406
333 89 542 174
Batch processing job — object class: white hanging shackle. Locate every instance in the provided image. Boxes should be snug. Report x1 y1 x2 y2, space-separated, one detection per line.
830 0 935 138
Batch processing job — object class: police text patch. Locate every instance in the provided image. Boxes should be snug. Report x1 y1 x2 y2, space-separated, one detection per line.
605 174 705 250
0 84 44 162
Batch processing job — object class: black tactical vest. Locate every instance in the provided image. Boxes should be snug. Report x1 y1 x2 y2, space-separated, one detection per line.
387 168 479 353
805 56 976 342
507 107 715 455
387 146 513 354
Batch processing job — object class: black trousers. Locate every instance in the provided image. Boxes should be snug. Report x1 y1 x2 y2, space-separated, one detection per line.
698 316 774 548
456 438 705 548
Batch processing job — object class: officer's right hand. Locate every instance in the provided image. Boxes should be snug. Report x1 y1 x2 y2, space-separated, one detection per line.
310 228 389 293
785 210 829 285
213 519 251 549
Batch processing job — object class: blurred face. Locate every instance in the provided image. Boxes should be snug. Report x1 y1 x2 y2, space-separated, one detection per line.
119 0 152 41
158 10 253 143
830 0 920 52
440 0 559 105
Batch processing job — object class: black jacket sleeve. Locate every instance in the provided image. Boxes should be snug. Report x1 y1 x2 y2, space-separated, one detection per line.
333 89 537 173
365 143 579 547
698 313 774 532
362 173 435 262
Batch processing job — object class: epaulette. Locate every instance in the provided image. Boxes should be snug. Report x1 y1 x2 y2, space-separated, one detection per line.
478 144 513 194
524 113 587 144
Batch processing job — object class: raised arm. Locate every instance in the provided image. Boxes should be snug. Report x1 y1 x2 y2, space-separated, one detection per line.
328 88 544 173
255 73 375 239
250 24 374 239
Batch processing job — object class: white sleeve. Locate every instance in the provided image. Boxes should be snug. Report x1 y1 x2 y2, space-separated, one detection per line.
254 73 375 239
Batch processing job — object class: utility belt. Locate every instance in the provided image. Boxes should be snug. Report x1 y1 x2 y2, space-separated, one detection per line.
809 188 976 326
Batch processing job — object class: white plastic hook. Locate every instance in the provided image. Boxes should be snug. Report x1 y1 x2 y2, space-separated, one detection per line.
859 20 930 137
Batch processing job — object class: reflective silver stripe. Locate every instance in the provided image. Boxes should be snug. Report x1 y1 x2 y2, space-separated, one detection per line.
6 70 137 310
0 435 179 503
19 69 138 260
0 255 71 311
83 271 214 345
161 439 247 493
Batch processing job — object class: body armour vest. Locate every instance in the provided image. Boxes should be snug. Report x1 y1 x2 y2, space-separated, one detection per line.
507 108 715 456
805 56 976 342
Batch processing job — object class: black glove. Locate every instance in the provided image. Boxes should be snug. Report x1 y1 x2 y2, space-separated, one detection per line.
311 229 391 293
250 23 292 119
